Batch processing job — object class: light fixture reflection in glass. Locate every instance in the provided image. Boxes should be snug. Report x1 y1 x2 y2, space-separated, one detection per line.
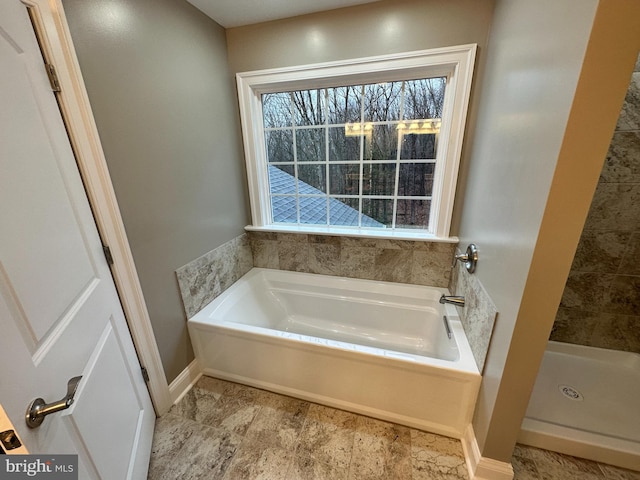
397 119 441 135
344 122 375 137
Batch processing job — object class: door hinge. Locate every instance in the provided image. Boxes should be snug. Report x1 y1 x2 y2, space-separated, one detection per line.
103 245 114 266
45 63 61 92
141 367 150 383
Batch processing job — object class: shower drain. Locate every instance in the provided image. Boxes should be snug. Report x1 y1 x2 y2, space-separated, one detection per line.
559 385 584 401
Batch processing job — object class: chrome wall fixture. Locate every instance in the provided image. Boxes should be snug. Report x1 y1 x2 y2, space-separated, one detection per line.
452 243 478 274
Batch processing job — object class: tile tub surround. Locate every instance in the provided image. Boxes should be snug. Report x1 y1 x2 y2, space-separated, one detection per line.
149 376 471 480
551 61 640 353
176 234 253 319
449 254 498 373
247 231 457 288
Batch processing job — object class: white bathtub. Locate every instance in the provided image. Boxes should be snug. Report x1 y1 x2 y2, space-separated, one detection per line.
188 268 481 437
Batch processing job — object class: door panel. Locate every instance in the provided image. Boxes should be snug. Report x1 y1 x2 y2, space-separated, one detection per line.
0 12 97 350
0 1 154 477
65 320 149 479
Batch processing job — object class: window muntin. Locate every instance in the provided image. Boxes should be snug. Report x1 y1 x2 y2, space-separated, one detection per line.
263 78 445 230
237 45 477 238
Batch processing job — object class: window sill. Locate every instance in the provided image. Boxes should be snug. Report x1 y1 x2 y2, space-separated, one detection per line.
245 225 459 243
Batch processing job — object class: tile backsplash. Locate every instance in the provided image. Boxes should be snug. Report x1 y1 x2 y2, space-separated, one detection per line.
176 231 458 319
449 253 498 373
248 231 456 287
176 234 252 319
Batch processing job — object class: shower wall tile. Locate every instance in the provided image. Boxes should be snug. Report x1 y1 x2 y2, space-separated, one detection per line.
550 308 640 354
619 232 640 276
583 183 640 231
616 72 639 131
607 275 640 316
176 234 253 319
570 231 631 273
559 272 614 311
247 231 456 287
550 308 600 346
553 64 640 354
450 257 498 373
600 132 640 184
591 313 640 352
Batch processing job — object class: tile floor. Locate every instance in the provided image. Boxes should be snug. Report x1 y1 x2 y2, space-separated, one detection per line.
148 376 640 480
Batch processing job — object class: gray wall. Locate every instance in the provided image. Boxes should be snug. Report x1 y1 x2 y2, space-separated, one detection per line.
457 0 640 463
551 60 640 353
62 0 249 383
226 0 494 75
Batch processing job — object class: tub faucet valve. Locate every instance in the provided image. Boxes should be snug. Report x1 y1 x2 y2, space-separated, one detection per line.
439 295 465 307
452 244 478 274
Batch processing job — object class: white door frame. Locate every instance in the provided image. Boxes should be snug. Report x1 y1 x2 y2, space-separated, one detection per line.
27 0 172 414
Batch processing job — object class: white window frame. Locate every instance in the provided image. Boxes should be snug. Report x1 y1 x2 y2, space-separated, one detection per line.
237 44 476 239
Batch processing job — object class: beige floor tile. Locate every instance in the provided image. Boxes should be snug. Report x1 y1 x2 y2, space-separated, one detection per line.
191 381 267 436
151 378 639 480
155 420 242 480
348 416 411 480
288 451 349 480
512 454 541 480
527 448 604 479
222 438 293 480
147 413 197 479
169 378 226 423
296 404 358 470
599 464 640 480
410 430 469 480
243 393 310 450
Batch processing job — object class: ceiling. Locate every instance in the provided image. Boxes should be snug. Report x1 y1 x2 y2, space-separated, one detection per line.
186 0 382 28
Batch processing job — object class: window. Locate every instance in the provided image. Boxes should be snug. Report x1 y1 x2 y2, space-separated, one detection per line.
237 45 476 239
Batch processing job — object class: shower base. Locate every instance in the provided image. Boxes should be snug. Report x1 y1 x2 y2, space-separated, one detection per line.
519 341 640 471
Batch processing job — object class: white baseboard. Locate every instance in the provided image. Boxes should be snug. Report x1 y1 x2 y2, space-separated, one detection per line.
168 359 202 405
462 425 514 480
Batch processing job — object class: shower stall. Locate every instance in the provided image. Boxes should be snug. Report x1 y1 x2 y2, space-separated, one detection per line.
519 56 640 471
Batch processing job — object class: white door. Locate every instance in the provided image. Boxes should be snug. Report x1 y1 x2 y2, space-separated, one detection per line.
0 1 155 478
